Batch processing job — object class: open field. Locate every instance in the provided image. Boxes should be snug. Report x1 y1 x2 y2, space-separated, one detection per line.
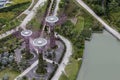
59 58 82 80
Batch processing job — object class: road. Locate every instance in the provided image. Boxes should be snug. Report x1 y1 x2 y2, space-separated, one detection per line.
76 0 120 40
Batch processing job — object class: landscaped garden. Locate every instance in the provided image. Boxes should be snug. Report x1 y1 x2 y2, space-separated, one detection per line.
0 68 20 80
0 0 31 26
0 33 30 80
57 0 103 79
0 34 22 53
26 1 48 31
0 0 31 34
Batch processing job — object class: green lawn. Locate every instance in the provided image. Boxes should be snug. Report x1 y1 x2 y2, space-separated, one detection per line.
75 16 84 35
6 0 31 7
11 0 31 5
26 1 48 31
0 68 20 80
59 73 69 80
59 58 82 80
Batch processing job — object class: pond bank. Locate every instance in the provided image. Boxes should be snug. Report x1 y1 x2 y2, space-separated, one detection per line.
77 30 120 80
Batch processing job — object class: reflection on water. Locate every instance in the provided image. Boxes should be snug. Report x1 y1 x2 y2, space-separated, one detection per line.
77 30 120 80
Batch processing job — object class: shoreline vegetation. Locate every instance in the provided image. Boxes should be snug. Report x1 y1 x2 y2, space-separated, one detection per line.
83 0 120 32
57 0 103 80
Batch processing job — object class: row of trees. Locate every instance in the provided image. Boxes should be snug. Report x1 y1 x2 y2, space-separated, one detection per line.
83 0 120 32
84 0 120 16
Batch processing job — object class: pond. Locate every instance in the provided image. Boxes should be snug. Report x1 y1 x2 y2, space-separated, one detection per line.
77 30 120 80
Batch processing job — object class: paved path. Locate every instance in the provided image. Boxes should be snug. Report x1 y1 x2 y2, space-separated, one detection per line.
15 0 72 79
26 0 35 11
51 0 72 80
76 0 120 40
53 0 61 16
0 0 34 39
51 0 73 80
0 29 16 39
51 35 72 80
20 0 47 30
14 49 22 63
17 0 35 18
15 60 38 80
14 0 52 79
41 0 54 36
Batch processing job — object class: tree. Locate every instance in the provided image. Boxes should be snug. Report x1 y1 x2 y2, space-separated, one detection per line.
108 0 119 12
36 53 46 74
18 59 29 71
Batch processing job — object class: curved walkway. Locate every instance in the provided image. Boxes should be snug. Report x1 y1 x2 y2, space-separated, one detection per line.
53 0 61 16
1 0 34 28
51 0 72 80
76 0 120 40
14 0 53 79
17 0 35 18
51 35 72 80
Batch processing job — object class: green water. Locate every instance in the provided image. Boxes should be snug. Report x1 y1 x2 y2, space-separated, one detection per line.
77 30 120 80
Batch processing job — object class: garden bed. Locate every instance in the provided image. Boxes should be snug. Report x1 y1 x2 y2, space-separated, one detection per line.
0 68 20 80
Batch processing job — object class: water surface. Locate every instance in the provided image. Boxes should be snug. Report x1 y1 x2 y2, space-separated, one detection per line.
77 30 120 80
